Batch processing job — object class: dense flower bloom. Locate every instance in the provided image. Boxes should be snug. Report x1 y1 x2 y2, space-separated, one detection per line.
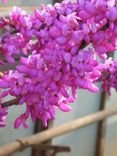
0 0 117 128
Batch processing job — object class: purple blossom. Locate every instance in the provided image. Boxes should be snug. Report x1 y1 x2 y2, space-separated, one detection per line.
0 0 117 128
100 58 117 95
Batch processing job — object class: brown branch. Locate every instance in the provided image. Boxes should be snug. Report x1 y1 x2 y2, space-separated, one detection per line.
32 118 53 156
33 144 71 152
0 105 117 156
1 97 20 108
33 144 71 156
95 92 107 156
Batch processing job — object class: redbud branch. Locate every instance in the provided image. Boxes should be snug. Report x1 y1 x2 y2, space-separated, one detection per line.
1 97 20 108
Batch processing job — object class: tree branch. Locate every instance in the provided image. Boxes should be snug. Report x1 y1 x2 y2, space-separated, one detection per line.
0 105 117 156
1 97 20 108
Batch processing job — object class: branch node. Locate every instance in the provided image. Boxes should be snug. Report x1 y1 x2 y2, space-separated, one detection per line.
16 139 28 151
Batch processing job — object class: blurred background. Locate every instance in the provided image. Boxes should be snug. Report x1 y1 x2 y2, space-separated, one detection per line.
0 0 117 156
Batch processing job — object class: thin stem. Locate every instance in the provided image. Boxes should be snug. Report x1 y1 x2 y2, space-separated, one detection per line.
1 97 20 108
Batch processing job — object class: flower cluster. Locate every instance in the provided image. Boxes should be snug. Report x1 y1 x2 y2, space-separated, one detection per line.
0 47 101 128
0 0 117 128
99 58 117 95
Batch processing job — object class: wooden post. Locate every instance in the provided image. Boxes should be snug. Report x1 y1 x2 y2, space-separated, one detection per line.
32 121 48 156
95 92 107 156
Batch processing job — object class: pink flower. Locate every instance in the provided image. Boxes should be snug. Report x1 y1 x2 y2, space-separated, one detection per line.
1 0 117 128
14 114 29 129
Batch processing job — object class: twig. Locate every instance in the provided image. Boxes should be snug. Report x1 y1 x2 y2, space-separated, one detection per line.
33 144 71 152
1 97 20 108
0 105 117 156
33 144 71 156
